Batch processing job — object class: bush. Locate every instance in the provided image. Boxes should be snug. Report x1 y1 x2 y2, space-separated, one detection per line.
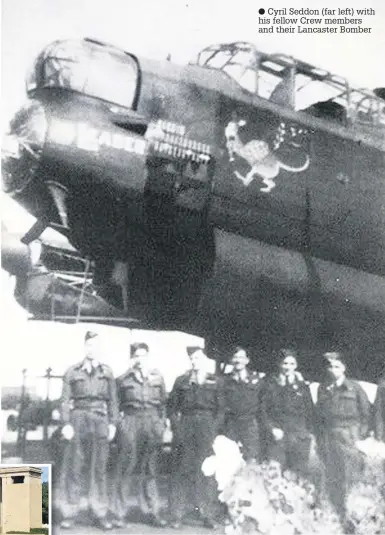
346 460 385 534
220 460 343 534
42 482 49 524
218 458 385 535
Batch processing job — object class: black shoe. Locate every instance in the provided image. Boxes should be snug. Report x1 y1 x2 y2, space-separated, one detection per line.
96 518 113 530
149 514 168 528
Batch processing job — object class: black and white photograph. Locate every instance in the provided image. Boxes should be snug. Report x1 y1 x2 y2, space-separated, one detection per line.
1 0 385 533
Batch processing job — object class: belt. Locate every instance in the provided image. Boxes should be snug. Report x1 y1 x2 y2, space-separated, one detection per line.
122 406 160 415
72 399 108 412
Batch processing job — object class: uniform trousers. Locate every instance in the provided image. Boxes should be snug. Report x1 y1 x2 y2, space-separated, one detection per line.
225 414 261 461
56 409 110 520
318 425 364 517
266 429 312 477
170 411 218 521
110 408 164 520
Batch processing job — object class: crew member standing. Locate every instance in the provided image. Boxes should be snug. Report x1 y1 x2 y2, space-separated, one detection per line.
316 352 370 525
223 346 264 461
168 346 224 529
110 343 168 528
259 349 314 476
57 331 118 530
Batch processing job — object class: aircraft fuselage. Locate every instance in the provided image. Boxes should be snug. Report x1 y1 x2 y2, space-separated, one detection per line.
2 39 385 379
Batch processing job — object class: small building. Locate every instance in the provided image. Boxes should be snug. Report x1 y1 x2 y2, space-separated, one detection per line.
0 466 42 533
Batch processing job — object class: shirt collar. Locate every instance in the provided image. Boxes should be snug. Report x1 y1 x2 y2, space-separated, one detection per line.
189 369 209 384
326 376 348 391
335 376 346 387
127 367 142 383
81 358 100 373
128 366 155 383
232 368 249 382
275 374 293 386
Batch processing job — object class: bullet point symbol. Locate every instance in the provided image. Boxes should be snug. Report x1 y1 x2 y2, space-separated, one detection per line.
259 8 265 14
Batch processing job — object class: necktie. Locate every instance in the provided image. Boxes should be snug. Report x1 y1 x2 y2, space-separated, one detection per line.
191 370 199 384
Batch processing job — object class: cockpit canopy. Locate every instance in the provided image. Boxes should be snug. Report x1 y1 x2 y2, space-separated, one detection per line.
192 42 385 128
26 38 139 109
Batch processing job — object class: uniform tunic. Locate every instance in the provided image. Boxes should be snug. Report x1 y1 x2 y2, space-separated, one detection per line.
222 370 264 461
259 374 314 474
167 370 225 521
57 360 119 520
316 378 370 517
110 367 167 520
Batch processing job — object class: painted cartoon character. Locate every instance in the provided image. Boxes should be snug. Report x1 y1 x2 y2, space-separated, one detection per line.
225 119 310 192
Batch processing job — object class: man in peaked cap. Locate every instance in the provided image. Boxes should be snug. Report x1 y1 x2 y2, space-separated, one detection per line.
57 330 118 530
167 346 224 529
110 342 168 528
316 351 370 529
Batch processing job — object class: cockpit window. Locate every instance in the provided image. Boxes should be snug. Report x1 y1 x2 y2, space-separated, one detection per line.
194 43 294 105
222 64 257 93
349 90 385 126
193 42 385 129
295 75 345 111
195 43 305 106
27 39 138 109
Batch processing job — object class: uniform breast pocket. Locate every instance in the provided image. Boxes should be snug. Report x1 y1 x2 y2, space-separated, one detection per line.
121 384 138 402
150 384 163 401
70 377 87 397
200 383 217 402
339 391 359 418
97 377 109 397
180 384 195 404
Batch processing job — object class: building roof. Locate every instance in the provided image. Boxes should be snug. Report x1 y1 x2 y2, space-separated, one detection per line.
0 466 42 478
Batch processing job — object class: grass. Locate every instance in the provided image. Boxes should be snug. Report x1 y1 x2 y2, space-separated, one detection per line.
8 530 48 534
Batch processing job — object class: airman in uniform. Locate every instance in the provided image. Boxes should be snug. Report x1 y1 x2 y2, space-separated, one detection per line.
316 352 370 526
259 349 314 477
222 346 264 461
168 346 224 529
110 343 167 528
57 331 118 530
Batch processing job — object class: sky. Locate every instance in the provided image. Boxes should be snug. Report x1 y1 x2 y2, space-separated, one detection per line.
41 465 49 482
1 0 384 127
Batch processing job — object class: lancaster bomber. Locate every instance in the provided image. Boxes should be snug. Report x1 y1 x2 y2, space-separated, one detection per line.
2 38 385 379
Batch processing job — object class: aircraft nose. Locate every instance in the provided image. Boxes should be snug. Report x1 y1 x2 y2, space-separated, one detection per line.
1 101 47 195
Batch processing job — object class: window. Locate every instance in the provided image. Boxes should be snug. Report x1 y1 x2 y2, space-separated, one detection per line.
194 43 259 93
295 75 345 111
11 476 25 484
27 39 139 109
194 43 295 105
